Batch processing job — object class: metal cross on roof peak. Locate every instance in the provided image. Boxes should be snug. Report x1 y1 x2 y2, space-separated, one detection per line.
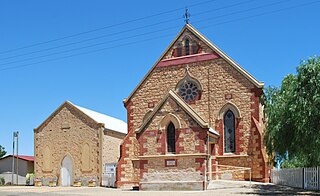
183 8 191 24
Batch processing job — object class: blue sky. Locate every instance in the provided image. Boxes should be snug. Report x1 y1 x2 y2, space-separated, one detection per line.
0 0 319 156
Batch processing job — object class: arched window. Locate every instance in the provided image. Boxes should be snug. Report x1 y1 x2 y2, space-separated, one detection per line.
176 43 182 57
224 110 235 153
192 44 198 54
167 122 176 153
185 39 190 55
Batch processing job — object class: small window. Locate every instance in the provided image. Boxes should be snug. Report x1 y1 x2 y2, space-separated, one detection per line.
176 43 182 57
224 110 235 153
177 47 182 57
167 122 176 153
185 39 190 55
192 44 198 54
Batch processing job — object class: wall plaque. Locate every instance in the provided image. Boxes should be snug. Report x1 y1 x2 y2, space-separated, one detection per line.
165 159 177 167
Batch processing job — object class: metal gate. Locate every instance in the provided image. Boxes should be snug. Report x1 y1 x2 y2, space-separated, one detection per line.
102 163 116 187
304 167 319 190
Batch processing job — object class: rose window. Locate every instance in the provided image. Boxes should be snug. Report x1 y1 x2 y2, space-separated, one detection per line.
179 81 199 101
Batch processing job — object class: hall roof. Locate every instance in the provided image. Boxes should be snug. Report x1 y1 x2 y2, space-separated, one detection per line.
70 102 127 134
0 155 34 162
35 101 127 134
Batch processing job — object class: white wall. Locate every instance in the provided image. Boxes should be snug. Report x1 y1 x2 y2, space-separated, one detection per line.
0 172 26 185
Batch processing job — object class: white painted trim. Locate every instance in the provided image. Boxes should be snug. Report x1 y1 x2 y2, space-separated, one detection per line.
158 113 181 131
138 153 209 159
135 90 211 133
218 101 242 119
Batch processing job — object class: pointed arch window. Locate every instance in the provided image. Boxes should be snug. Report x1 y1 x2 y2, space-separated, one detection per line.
167 122 176 153
224 110 235 153
176 43 182 57
185 39 190 55
192 44 198 54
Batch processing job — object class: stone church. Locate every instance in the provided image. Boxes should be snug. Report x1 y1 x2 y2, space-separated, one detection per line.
116 24 268 190
34 101 127 186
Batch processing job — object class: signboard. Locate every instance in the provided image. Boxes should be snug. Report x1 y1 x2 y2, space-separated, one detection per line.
165 159 177 167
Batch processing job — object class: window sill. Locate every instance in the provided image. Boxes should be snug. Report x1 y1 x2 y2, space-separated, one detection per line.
133 153 208 160
216 154 249 158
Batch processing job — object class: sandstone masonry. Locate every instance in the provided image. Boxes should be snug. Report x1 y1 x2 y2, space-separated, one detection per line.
116 24 268 190
34 101 126 186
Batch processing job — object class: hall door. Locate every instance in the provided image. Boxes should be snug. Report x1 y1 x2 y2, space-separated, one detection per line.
61 155 73 186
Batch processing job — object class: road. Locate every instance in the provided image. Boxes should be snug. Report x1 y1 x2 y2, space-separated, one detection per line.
0 181 319 196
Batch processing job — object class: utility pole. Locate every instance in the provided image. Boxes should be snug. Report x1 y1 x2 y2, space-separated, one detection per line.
11 132 15 185
12 131 19 185
16 131 19 185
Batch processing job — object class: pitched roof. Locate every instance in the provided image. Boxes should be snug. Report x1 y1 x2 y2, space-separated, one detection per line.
136 90 219 137
35 101 127 134
124 24 264 104
70 102 127 134
0 155 34 162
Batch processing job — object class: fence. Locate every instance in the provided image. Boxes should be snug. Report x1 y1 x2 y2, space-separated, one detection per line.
271 167 320 191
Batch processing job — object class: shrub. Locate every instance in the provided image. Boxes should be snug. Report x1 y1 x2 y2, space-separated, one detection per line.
0 177 5 185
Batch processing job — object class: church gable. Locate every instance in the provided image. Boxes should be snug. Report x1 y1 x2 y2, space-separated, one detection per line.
136 90 210 134
34 101 100 133
124 24 263 105
137 95 209 156
142 97 199 132
162 28 215 60
34 102 101 185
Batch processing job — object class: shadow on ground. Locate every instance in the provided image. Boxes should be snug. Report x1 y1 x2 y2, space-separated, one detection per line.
245 184 320 195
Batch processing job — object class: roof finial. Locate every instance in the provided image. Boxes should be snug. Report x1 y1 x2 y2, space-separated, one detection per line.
183 8 190 24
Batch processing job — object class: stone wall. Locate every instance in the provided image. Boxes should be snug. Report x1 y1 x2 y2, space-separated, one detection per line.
34 104 101 186
137 98 207 156
102 130 125 172
117 29 268 188
139 156 205 190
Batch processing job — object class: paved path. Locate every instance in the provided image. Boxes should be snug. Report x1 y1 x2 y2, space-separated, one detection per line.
0 182 319 196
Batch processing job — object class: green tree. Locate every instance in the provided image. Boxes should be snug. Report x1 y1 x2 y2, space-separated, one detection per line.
0 145 6 158
264 56 320 167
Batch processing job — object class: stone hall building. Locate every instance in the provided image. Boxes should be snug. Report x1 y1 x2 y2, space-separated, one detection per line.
116 24 268 190
34 101 127 186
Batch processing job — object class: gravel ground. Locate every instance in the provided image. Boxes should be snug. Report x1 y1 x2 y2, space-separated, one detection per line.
0 181 319 196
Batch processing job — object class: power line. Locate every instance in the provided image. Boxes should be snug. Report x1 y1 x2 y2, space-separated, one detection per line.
0 25 181 67
197 0 320 29
193 0 293 24
0 0 318 72
192 0 255 17
0 0 289 63
0 33 176 71
0 0 217 55
0 17 181 61
0 0 257 62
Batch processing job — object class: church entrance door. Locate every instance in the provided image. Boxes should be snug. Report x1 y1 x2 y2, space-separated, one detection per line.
61 155 73 186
